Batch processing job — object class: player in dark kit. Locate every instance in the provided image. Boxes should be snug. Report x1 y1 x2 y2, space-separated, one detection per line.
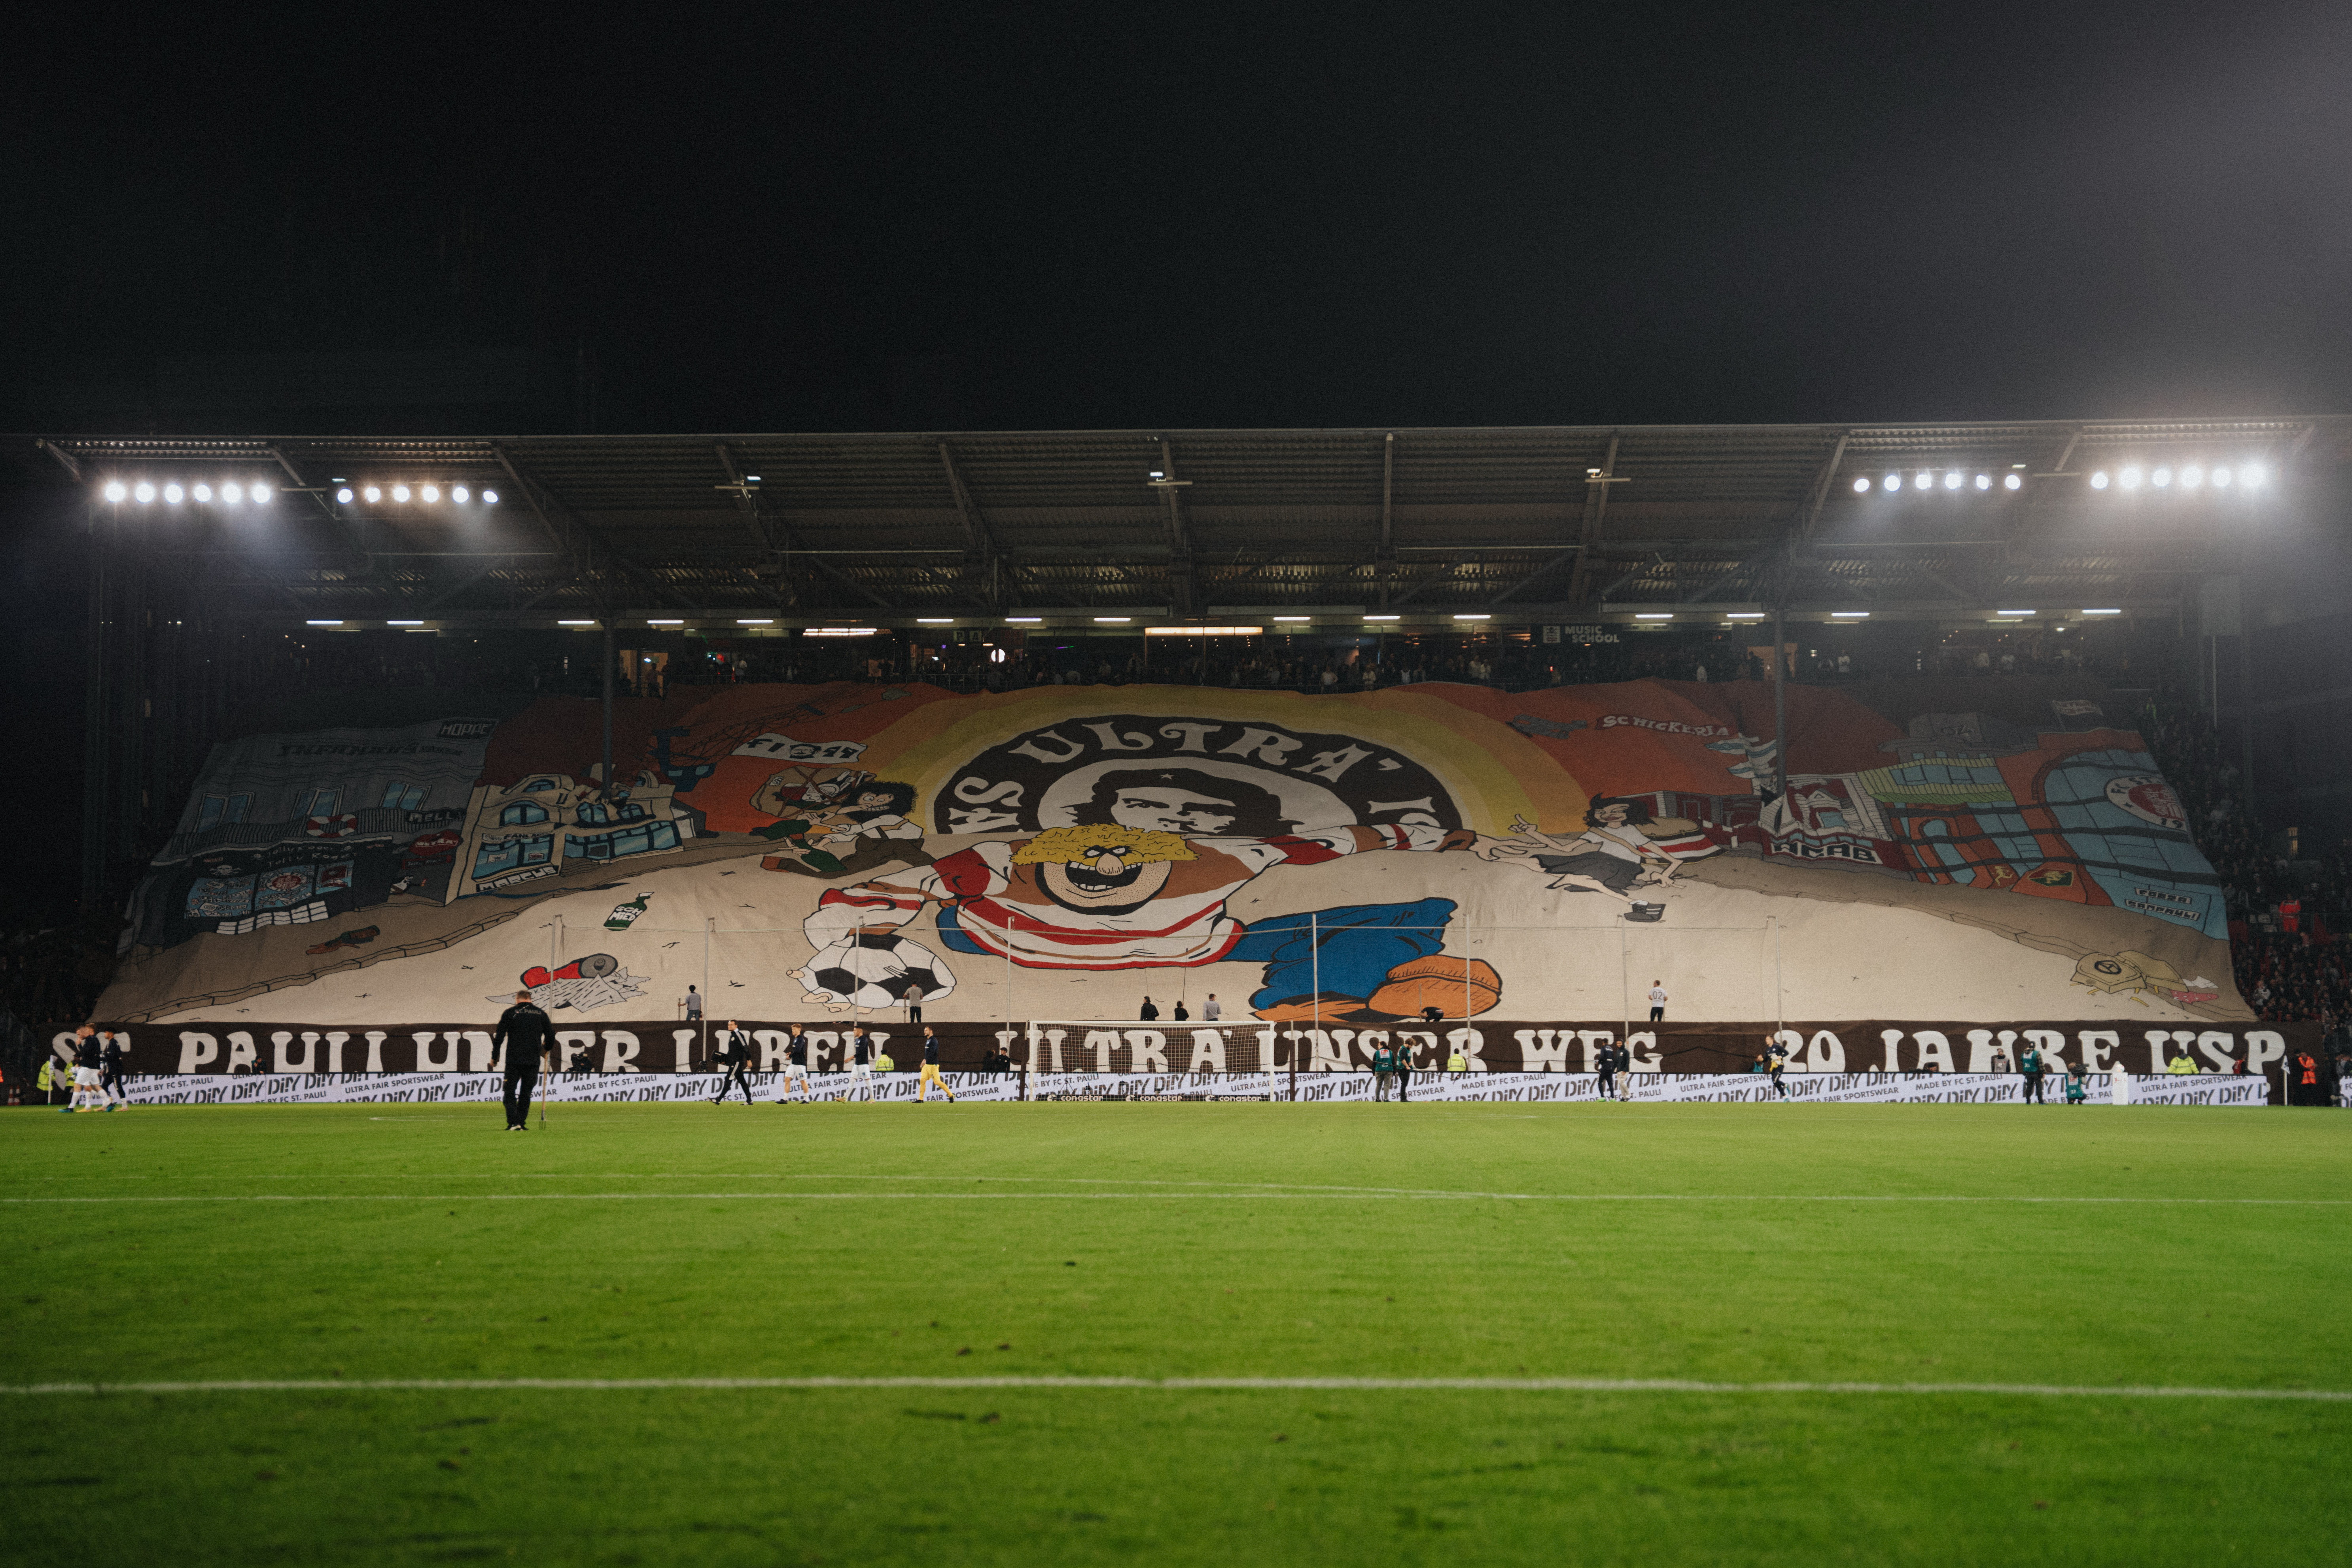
1597 1041 1618 1101
98 1029 130 1111
713 1021 756 1105
492 990 555 1131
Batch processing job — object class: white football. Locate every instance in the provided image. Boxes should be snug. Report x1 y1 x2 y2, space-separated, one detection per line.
802 934 956 1010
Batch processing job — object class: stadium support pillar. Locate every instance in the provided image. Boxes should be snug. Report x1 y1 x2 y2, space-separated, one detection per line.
79 499 108 911
601 622 615 799
1771 601 1788 799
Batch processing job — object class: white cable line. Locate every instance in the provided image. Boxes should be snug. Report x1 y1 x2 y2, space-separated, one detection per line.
4 1375 2345 1402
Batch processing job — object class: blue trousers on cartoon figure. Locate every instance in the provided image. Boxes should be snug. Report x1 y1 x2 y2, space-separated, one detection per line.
1226 897 1499 1024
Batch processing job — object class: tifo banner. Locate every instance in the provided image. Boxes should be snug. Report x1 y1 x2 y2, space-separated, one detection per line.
100 1071 2269 1109
57 1019 2317 1078
93 678 2252 1036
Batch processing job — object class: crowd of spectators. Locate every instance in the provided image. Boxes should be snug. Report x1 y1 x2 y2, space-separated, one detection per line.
2141 692 2350 1031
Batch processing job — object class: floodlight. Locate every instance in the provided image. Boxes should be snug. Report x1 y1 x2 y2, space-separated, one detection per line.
2081 608 2121 615
387 620 424 626
1726 612 1767 619
1943 471 1963 490
1997 609 2034 617
192 484 212 502
305 620 343 627
1006 616 1041 623
1974 474 1991 490
2151 467 2172 488
1832 611 1869 618
1363 615 1400 622
1147 469 1165 480
451 484 469 501
103 481 127 502
1454 613 1491 621
363 486 382 503
916 617 954 624
392 485 411 503
2180 465 2203 488
221 483 242 505
2118 467 2142 489
1884 473 1902 492
737 618 774 625
250 482 270 503
336 487 355 503
1852 477 1871 493
2003 473 2022 490
1274 615 1311 622
647 619 685 625
1094 616 1131 623
2240 464 2266 488
1916 470 1933 488
558 619 595 626
1635 613 1673 620
164 484 185 503
421 484 440 503
2210 467 2231 488
2089 471 2109 489
481 489 499 504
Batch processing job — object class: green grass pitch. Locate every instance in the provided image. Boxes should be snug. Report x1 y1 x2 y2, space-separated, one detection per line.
5 1098 2347 1566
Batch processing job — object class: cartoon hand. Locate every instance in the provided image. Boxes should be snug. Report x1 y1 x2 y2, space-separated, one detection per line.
1508 815 1540 839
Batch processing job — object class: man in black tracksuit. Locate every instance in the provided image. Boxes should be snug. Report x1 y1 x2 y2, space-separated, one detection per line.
492 990 555 1131
98 1029 131 1110
713 1020 756 1105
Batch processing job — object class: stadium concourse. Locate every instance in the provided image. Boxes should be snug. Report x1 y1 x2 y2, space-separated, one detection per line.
7 422 2351 1567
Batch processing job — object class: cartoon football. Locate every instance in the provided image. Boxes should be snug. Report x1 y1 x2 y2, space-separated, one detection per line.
801 934 956 1010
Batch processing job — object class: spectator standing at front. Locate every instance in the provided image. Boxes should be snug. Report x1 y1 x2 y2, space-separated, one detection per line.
1139 997 1159 1022
904 984 926 1025
1596 1042 1619 1101
1203 995 1222 1022
711 1021 756 1105
1172 1000 1189 1022
1647 982 1667 1022
492 989 554 1131
684 985 704 1023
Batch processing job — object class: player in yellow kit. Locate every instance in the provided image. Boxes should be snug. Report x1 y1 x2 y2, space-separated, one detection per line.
915 1026 956 1102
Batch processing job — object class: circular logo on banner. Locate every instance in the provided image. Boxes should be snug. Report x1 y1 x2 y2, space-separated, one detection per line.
933 713 1461 838
2104 775 2185 831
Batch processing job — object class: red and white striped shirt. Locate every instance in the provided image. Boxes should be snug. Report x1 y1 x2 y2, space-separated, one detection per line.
806 823 1451 970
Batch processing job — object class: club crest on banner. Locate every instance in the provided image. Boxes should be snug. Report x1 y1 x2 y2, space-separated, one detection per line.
934 714 1462 836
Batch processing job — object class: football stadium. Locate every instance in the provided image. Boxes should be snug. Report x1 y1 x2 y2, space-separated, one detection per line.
6 421 2350 1563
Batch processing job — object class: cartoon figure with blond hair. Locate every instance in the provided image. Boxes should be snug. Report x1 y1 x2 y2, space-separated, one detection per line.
794 817 1493 1023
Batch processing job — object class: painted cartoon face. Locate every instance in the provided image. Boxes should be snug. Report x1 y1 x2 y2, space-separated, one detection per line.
1038 842 1176 912
1590 802 1631 827
1107 786 1243 836
851 790 895 812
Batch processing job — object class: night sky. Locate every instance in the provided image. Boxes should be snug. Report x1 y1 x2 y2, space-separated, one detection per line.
8 3 2352 432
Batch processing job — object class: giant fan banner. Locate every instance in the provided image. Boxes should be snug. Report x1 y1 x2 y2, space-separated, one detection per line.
95 677 2252 1040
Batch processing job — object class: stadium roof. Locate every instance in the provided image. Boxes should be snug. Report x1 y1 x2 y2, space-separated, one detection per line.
26 419 2342 626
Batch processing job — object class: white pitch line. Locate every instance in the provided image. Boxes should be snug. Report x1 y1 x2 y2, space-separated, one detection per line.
3 1375 2346 1402
3 1192 2348 1206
